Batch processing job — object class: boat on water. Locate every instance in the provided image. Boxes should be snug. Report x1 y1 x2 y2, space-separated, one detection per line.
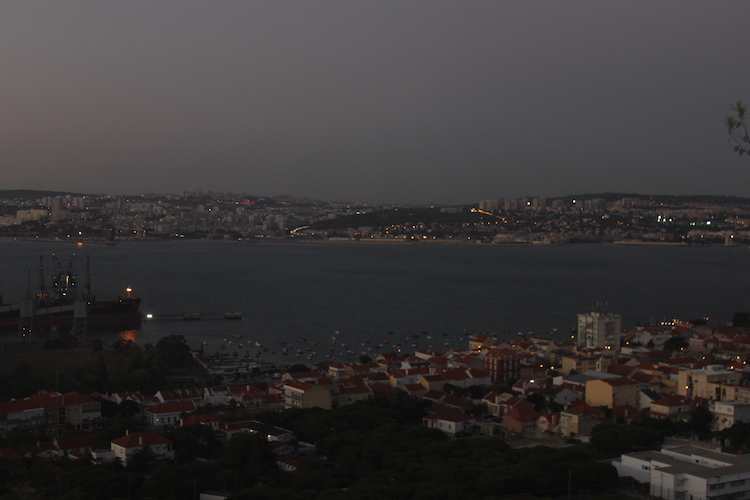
0 255 141 332
224 312 242 320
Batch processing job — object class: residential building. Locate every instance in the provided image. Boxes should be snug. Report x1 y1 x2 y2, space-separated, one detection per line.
710 401 750 431
423 408 475 437
677 366 742 400
577 311 622 352
282 381 332 410
585 377 640 409
143 400 197 429
650 395 691 421
559 404 605 441
484 348 521 383
110 431 174 466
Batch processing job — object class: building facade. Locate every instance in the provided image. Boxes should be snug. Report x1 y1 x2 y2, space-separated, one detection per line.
614 445 750 500
577 311 622 352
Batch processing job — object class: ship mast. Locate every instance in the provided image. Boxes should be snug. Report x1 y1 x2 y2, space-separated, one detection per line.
37 255 48 306
19 270 34 340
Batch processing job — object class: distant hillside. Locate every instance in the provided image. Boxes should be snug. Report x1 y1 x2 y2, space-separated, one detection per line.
550 192 750 205
0 189 87 200
1 189 749 206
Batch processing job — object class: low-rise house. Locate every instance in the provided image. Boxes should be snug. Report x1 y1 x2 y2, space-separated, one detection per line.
110 431 174 466
481 392 527 418
585 377 639 409
0 442 56 460
387 368 429 387
282 381 332 410
418 374 446 391
53 434 100 460
502 406 541 436
144 400 196 428
639 388 664 410
611 405 645 424
154 388 203 405
439 367 491 389
535 385 579 407
559 403 606 441
338 383 373 406
561 355 601 375
710 401 750 431
0 399 46 434
327 363 347 381
650 395 691 421
423 408 475 437
0 392 101 434
401 383 429 398
181 413 223 433
108 391 147 405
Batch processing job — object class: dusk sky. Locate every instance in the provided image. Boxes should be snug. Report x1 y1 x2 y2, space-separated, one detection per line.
2 1 749 205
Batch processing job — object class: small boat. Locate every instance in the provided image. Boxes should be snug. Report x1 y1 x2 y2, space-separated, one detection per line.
183 313 201 320
224 312 242 320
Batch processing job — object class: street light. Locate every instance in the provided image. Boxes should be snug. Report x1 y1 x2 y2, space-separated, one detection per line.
126 287 132 298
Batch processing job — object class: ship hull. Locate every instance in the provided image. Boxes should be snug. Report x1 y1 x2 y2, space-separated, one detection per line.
0 298 142 331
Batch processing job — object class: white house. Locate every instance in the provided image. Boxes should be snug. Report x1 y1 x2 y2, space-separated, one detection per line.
710 401 750 431
423 408 475 437
110 431 174 466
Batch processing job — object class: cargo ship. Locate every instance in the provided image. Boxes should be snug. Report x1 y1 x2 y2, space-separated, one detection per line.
0 255 141 332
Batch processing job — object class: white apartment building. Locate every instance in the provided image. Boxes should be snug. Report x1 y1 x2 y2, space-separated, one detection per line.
614 445 750 500
710 401 750 431
577 311 622 352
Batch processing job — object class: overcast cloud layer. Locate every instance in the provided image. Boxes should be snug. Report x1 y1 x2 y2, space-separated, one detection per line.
1 1 749 205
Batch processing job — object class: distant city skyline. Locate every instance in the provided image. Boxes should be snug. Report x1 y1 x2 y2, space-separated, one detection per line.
2 1 749 205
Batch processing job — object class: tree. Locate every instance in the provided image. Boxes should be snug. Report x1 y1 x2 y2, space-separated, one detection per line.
727 101 750 156
128 445 157 474
664 335 688 351
689 406 714 438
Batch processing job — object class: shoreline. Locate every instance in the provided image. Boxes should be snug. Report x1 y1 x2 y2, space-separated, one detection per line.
1 236 739 248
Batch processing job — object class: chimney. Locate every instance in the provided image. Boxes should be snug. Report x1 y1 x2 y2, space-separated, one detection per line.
139 436 143 446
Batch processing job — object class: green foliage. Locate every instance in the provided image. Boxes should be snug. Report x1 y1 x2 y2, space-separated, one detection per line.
128 445 157 474
716 422 750 450
154 335 192 369
91 338 103 351
113 338 136 353
168 423 221 462
287 364 311 373
591 422 661 455
663 335 688 351
44 334 78 350
689 406 714 438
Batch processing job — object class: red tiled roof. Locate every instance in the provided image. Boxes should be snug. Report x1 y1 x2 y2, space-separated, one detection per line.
147 400 196 415
111 431 172 449
54 434 99 450
0 399 43 414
